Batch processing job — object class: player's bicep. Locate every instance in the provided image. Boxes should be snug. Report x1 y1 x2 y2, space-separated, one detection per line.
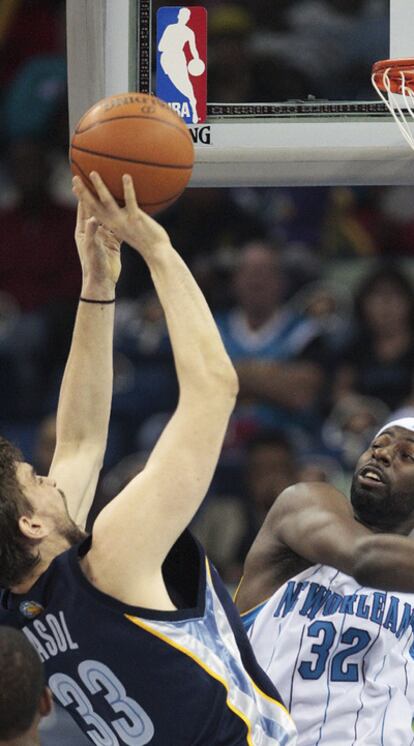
269 483 372 574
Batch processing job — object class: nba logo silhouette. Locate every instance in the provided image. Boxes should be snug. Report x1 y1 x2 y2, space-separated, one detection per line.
156 7 207 125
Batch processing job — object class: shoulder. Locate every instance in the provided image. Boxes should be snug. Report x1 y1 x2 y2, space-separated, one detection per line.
246 482 351 575
266 481 350 525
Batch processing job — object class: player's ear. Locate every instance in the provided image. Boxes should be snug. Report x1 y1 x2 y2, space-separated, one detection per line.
39 687 53 717
18 514 48 540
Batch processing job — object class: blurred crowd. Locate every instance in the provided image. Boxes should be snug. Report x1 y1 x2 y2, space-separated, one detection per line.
2 0 414 585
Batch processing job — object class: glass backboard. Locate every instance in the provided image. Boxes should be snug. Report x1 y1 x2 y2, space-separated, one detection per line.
66 0 414 186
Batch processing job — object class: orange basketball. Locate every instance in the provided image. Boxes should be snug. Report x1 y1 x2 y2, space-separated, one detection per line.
70 92 194 215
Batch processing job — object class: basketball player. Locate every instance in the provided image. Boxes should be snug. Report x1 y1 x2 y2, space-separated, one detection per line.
236 417 414 744
0 172 296 745
0 626 52 745
158 7 202 123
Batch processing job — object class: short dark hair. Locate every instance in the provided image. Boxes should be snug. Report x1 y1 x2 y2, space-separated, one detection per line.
0 626 45 739
0 437 40 587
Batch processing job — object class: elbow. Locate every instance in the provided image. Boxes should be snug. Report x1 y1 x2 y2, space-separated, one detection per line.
210 364 239 411
205 355 239 401
224 362 239 400
181 347 238 405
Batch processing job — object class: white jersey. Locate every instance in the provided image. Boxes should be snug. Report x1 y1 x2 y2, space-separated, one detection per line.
245 564 414 745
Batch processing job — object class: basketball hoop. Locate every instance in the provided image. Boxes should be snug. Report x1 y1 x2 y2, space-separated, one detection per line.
372 58 414 151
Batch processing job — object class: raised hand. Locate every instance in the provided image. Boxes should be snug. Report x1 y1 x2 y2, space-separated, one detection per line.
75 198 121 291
72 172 171 263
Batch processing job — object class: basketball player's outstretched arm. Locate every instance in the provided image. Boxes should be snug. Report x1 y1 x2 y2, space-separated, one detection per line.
48 200 121 528
72 173 238 596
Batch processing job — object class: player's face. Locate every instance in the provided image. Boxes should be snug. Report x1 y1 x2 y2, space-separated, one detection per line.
351 427 414 531
16 462 83 544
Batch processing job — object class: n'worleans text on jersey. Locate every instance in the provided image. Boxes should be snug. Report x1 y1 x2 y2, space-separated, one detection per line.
275 578 414 652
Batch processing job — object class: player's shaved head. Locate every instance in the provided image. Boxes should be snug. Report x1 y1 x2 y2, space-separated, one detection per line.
0 626 46 740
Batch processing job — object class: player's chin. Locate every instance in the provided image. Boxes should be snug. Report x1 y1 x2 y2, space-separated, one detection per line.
350 478 389 515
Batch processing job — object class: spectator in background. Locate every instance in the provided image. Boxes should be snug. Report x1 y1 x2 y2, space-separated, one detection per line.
120 186 267 301
0 626 52 745
321 392 389 485
333 265 414 413
0 0 65 87
0 291 47 422
0 137 79 311
321 187 383 257
0 53 80 417
234 186 330 251
287 279 352 357
192 429 299 585
378 186 414 255
215 240 325 451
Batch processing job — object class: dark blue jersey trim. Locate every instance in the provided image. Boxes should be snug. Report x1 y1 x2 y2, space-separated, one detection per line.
241 602 267 632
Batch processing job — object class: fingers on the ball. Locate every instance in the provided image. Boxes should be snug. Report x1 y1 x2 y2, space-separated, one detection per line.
77 198 90 224
122 174 140 213
73 177 96 208
90 172 117 210
76 199 85 222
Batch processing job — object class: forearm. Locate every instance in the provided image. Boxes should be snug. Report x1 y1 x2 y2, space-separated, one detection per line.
353 534 414 591
54 281 114 451
148 243 238 398
70 172 237 400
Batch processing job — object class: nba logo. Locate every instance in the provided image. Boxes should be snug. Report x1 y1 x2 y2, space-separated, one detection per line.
156 7 207 125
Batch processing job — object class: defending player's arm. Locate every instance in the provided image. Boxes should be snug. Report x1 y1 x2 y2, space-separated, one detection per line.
238 479 414 608
72 173 238 597
48 201 121 528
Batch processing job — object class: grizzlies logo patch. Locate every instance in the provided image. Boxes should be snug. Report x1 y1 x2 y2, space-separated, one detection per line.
19 600 44 619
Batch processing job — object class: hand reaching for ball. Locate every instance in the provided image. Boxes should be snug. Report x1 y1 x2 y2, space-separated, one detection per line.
72 172 172 263
75 199 121 292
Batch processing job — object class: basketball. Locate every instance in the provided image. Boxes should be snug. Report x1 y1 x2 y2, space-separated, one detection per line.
70 92 194 215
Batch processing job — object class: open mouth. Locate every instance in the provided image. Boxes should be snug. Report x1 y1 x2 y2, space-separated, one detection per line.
358 465 386 487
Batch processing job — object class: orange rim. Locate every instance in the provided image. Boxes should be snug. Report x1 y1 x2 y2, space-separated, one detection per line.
372 58 414 94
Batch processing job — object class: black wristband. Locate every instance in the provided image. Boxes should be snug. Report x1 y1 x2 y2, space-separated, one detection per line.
80 297 115 304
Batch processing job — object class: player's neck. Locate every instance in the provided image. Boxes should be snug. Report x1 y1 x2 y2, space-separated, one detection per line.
11 535 71 595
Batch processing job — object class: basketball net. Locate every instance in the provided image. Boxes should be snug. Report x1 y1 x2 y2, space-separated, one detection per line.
372 59 414 151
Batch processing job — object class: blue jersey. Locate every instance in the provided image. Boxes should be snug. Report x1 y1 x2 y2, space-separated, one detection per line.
0 532 295 745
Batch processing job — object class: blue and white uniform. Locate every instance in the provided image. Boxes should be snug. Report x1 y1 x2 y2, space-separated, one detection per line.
0 532 296 745
244 563 414 745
